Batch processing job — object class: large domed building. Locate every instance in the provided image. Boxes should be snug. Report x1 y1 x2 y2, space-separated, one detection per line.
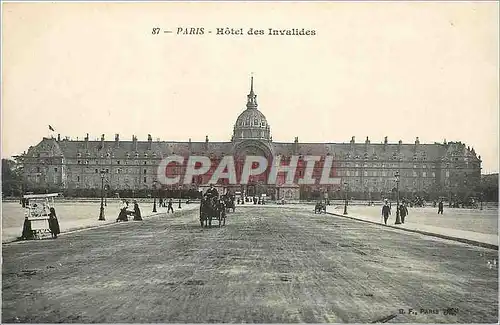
18 77 482 201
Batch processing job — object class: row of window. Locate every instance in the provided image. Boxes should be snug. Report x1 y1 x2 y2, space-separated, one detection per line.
340 170 435 178
75 176 150 184
77 153 157 158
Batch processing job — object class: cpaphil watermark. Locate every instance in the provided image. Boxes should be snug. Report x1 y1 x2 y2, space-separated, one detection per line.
156 155 341 186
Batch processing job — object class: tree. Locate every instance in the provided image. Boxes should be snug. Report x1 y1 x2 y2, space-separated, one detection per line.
2 158 23 197
481 174 499 202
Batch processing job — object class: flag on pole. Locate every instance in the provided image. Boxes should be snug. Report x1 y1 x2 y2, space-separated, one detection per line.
48 125 55 131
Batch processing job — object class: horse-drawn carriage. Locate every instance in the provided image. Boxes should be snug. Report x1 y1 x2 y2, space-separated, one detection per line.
314 201 327 214
200 195 227 227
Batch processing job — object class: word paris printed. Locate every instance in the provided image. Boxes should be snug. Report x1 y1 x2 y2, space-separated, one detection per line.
157 155 341 186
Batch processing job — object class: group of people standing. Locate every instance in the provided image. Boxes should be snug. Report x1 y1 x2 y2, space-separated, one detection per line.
381 198 445 225
381 200 409 225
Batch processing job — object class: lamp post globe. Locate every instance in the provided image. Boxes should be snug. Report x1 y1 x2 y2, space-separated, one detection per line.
152 180 157 213
98 169 106 221
394 171 402 225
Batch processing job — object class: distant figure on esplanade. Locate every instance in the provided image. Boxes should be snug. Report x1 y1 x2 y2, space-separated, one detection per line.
381 200 391 225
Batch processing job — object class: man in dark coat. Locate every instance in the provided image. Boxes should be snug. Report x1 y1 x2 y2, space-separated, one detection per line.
206 184 219 199
399 203 408 224
438 200 444 214
167 198 174 213
48 207 61 238
381 201 391 225
133 200 142 221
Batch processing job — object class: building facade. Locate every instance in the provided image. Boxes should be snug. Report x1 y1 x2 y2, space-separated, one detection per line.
18 78 482 201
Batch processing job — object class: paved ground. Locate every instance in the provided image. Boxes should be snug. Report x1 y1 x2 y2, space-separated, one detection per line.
325 205 498 248
2 206 498 323
327 205 498 235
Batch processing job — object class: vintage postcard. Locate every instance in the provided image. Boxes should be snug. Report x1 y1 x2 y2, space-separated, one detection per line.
1 1 498 323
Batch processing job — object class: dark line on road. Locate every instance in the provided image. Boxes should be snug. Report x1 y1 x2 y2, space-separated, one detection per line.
371 314 397 323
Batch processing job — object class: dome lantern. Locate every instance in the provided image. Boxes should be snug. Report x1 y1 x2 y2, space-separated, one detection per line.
233 76 271 142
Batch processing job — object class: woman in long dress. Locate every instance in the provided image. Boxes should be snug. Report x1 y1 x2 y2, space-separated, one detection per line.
48 207 61 238
116 199 129 222
21 217 33 240
133 200 142 221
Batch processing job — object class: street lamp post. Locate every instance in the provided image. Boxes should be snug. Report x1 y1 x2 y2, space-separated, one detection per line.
104 183 108 206
152 180 157 213
343 182 348 215
98 169 106 221
178 185 182 209
394 171 401 225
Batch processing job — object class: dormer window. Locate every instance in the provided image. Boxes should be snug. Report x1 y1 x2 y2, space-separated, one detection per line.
77 153 82 157
106 153 111 158
135 153 139 158
144 153 148 158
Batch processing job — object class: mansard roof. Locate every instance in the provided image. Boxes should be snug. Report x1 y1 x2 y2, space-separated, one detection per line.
25 137 480 162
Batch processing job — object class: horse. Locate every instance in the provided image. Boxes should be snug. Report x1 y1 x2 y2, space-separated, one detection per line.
200 196 223 227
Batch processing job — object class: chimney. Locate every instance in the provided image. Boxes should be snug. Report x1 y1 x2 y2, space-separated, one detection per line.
84 133 89 149
57 134 61 142
205 135 209 150
132 135 138 151
398 140 402 151
188 138 192 151
350 136 355 144
115 134 120 147
148 134 152 150
384 136 388 145
415 137 420 145
293 137 299 154
100 134 105 149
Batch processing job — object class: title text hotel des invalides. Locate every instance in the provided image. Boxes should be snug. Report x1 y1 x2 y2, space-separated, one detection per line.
19 78 482 201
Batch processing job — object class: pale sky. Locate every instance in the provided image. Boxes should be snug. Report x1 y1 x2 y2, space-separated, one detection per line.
2 2 499 173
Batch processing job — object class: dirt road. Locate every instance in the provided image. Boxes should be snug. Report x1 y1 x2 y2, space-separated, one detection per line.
2 206 498 323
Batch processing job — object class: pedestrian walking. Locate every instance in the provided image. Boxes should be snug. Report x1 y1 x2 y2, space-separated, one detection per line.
382 200 391 225
399 203 408 224
167 198 174 213
438 200 444 214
